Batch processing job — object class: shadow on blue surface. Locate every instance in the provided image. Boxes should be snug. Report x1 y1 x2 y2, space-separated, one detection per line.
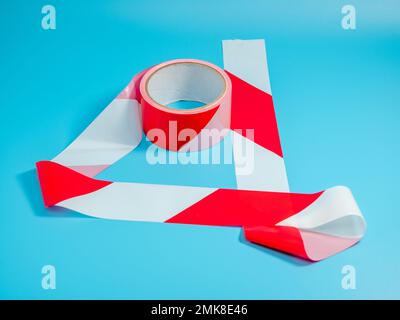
17 169 93 218
238 228 313 266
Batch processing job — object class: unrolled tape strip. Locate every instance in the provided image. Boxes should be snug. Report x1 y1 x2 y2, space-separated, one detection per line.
36 40 366 261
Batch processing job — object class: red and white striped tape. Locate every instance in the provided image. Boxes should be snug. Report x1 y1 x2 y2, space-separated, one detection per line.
36 40 366 261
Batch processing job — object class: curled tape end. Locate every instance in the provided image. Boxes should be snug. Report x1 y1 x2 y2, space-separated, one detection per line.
243 225 310 261
243 224 363 262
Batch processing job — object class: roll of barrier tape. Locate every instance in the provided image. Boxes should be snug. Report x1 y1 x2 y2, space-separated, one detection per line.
140 59 232 151
36 40 366 261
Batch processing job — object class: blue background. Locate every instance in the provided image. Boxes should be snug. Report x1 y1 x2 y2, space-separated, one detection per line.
1 0 399 299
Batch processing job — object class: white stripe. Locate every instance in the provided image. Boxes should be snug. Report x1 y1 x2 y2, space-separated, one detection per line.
277 186 367 238
53 99 142 166
231 131 289 192
57 182 216 222
222 39 271 94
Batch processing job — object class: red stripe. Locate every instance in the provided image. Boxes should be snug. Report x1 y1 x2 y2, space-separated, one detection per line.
166 189 322 259
244 225 309 260
227 71 283 157
167 188 322 227
36 161 112 207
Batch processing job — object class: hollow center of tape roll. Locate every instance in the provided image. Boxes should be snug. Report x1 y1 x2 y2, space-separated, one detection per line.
146 62 226 109
167 100 207 110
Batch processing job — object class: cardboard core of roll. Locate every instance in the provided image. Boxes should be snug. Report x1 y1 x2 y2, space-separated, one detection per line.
146 62 226 109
